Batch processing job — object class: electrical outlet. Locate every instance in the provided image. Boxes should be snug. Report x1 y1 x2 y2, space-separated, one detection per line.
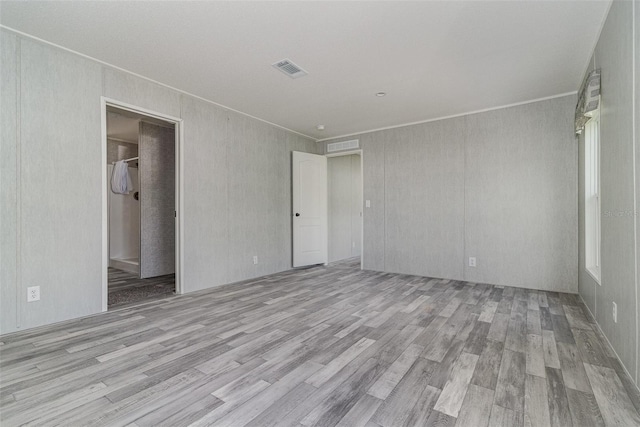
468 257 477 268
612 301 617 323
365 200 371 208
253 255 258 265
27 286 40 302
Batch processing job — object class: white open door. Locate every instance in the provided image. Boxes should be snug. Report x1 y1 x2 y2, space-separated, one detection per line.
292 151 328 267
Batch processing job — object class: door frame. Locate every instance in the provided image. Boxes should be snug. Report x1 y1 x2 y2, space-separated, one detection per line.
325 149 364 270
100 97 184 311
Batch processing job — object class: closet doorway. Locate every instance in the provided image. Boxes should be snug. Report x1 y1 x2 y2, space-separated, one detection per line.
101 99 183 310
326 150 363 268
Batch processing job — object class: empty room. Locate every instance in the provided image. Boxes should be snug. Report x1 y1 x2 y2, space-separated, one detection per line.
1 1 639 426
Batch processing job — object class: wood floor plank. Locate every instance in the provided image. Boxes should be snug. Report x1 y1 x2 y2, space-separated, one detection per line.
539 307 554 331
551 314 575 344
439 298 462 318
542 330 561 369
504 315 526 353
37 396 116 427
367 343 422 400
527 292 540 311
2 381 111 426
495 296 513 315
402 384 441 427
538 293 549 308
571 328 610 368
334 394 383 427
455 384 494 427
583 363 640 426
545 367 573 427
299 357 388 427
526 310 542 335
488 404 523 427
244 383 317 427
368 323 423 365
463 321 491 355
478 300 498 323
148 393 222 427
190 378 271 426
470 339 504 390
414 316 448 347
433 352 479 417
402 295 431 314
423 320 465 363
525 334 545 378
371 357 438 427
305 337 375 387
607 355 640 415
132 372 228 427
486 313 509 343
547 295 565 316
427 339 466 389
80 368 208 426
277 357 383 427
494 349 526 413
426 410 456 426
556 342 592 393
211 360 323 427
565 388 604 427
524 374 551 426
563 305 592 330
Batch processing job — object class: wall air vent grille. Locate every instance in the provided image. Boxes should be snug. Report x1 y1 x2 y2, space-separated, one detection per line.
327 139 360 153
272 59 308 79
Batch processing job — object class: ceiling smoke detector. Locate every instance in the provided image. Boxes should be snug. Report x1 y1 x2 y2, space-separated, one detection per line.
376 92 386 97
272 58 308 79
316 125 325 131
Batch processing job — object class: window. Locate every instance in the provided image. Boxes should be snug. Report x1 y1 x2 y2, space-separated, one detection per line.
585 108 600 283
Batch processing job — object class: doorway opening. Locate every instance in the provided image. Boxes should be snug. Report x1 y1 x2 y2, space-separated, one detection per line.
102 99 182 310
291 149 363 270
327 150 363 269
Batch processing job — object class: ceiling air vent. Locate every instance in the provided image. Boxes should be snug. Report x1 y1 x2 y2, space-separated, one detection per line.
327 139 359 153
272 58 308 79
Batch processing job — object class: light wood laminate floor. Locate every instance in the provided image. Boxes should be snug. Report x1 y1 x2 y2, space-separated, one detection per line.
1 259 639 426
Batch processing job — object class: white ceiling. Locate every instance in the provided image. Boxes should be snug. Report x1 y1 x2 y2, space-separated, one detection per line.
1 1 610 140
106 111 139 144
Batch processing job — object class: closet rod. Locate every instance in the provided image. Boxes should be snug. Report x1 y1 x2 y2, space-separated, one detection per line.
111 156 139 165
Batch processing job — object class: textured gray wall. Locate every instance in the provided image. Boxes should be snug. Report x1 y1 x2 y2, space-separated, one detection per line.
320 95 577 293
181 96 229 291
578 0 639 387
464 99 577 291
139 122 175 278
0 29 317 334
385 118 466 280
359 133 386 271
636 0 640 388
103 68 181 119
107 138 138 164
17 38 104 332
350 155 362 258
0 31 18 335
180 98 317 293
328 154 361 262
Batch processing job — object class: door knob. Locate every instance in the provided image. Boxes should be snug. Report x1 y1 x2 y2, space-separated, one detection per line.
295 213 300 217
